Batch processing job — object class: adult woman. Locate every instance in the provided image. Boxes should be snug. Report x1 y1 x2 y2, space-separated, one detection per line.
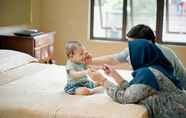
91 24 186 90
89 39 186 118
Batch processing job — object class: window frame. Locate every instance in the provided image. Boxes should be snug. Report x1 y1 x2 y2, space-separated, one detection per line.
161 0 186 45
90 0 186 45
90 0 128 41
166 0 186 34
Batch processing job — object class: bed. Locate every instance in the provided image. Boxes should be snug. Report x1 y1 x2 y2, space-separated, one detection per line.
0 50 148 118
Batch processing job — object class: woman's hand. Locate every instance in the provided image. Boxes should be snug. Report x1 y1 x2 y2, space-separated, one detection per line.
102 64 115 75
103 64 125 86
83 51 92 65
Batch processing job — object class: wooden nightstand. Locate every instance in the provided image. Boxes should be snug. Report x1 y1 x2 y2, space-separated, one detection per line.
0 32 55 64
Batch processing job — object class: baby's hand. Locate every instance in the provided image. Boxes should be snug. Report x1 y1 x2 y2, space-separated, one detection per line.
95 81 102 87
87 66 97 76
87 65 102 71
88 69 106 84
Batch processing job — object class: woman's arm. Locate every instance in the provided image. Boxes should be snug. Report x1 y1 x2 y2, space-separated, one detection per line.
92 55 120 66
92 48 129 66
110 70 127 86
103 80 130 104
83 48 129 67
104 80 157 104
89 69 157 104
103 64 127 86
88 69 130 104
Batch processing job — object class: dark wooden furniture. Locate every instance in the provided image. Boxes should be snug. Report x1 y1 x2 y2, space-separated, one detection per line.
0 32 55 64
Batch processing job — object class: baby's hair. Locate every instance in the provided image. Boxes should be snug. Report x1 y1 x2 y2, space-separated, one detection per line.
65 41 82 58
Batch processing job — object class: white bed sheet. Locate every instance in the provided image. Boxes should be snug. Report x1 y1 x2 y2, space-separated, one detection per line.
0 63 148 118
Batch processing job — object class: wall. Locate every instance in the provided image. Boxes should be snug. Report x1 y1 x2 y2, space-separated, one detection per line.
0 0 31 26
39 0 186 67
30 0 41 29
39 0 128 64
0 0 40 28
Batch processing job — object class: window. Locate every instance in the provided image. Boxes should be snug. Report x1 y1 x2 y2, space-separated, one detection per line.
127 0 156 32
163 0 186 44
90 0 186 44
90 0 156 41
91 0 124 40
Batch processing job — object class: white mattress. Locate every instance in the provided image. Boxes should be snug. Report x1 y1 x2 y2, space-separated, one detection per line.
0 63 148 118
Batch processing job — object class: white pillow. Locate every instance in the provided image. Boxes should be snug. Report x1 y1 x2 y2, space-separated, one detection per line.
0 50 38 72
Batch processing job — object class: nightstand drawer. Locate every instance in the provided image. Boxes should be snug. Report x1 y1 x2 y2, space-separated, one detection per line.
35 47 49 58
35 49 41 59
35 34 52 47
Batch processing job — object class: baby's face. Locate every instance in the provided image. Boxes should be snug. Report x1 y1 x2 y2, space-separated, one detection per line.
71 47 85 63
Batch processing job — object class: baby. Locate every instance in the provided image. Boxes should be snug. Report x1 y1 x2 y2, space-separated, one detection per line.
64 41 97 95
